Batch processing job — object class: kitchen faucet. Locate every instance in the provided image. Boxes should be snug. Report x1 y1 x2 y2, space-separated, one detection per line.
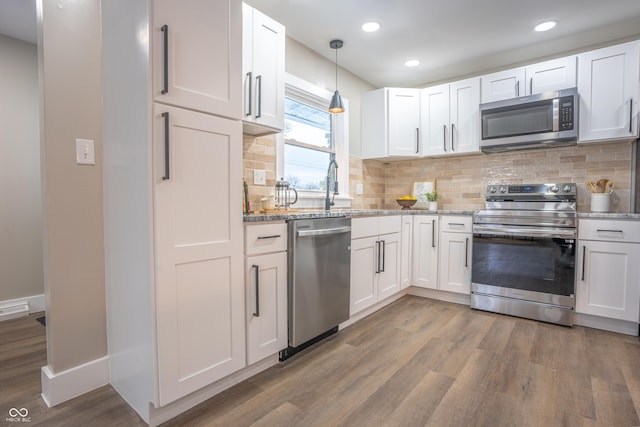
325 159 339 211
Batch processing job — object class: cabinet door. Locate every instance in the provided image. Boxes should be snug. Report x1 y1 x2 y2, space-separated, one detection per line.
525 56 577 95
480 67 525 103
388 88 421 156
421 84 449 156
153 104 244 405
578 41 640 143
153 0 242 119
412 216 439 289
449 78 480 154
378 232 401 300
243 6 285 131
245 252 287 365
439 232 472 294
350 236 378 315
576 241 640 322
400 216 413 290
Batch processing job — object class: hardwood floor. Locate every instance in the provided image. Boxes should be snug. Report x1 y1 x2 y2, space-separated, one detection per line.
2 296 640 426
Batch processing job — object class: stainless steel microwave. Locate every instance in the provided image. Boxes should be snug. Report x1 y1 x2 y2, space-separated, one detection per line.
480 87 578 152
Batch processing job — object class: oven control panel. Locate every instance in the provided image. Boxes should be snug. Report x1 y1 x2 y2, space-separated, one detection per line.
486 183 577 200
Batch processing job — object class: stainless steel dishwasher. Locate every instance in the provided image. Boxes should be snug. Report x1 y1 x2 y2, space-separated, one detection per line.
281 217 351 360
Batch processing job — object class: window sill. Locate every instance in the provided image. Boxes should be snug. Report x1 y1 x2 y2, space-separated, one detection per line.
291 191 352 210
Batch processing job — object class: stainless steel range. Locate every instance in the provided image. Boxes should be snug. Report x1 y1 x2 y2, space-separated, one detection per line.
471 183 577 326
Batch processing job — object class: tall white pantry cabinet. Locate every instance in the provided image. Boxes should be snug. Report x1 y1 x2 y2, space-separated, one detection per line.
102 0 244 424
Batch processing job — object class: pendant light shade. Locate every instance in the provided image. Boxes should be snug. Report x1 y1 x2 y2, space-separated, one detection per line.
329 39 345 114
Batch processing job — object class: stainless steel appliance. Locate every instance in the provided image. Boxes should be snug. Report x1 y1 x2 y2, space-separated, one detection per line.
471 183 577 326
282 217 351 360
480 88 578 152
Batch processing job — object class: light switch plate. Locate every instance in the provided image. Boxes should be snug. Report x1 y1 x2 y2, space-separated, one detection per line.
254 169 266 186
357 183 364 195
75 139 95 165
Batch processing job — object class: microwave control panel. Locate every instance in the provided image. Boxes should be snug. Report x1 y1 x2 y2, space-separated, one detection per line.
559 96 574 130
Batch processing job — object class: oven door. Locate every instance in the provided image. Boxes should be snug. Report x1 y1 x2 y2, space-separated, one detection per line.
471 225 576 308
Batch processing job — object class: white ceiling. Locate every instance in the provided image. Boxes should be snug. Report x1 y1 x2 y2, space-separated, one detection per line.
3 1 640 88
246 0 640 88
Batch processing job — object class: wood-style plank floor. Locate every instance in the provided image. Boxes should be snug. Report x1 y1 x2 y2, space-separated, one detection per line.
2 296 640 426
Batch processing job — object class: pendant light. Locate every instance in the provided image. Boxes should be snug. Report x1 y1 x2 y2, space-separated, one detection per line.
329 39 345 114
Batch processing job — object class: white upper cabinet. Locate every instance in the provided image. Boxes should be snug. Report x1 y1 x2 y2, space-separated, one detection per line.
421 78 480 156
480 56 576 103
362 88 421 159
577 40 640 143
481 67 526 103
242 3 285 134
153 0 242 119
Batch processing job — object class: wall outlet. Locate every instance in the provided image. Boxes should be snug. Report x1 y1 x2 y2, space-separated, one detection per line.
75 139 95 165
254 169 266 186
356 183 364 195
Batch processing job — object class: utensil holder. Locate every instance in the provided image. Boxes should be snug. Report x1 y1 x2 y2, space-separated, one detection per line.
590 193 610 213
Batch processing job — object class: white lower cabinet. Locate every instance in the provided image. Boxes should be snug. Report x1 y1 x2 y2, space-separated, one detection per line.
400 216 413 289
350 216 401 315
576 220 640 323
244 223 288 365
412 215 439 289
438 216 472 295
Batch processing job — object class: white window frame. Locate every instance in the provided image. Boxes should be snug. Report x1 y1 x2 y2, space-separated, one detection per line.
276 73 350 209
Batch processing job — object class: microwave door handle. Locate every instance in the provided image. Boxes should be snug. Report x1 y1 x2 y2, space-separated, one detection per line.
552 98 560 132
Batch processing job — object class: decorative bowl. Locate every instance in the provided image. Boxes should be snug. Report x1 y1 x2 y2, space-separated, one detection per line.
396 198 417 210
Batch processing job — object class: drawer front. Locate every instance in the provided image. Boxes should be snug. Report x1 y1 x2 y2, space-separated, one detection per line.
245 223 288 255
579 219 640 243
352 217 380 239
440 215 473 233
378 215 402 235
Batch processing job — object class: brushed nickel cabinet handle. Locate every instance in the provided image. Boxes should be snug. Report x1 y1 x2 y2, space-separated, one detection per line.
252 265 260 317
465 237 469 267
256 75 262 119
245 72 253 117
581 245 586 281
162 112 170 180
161 25 168 95
432 220 436 248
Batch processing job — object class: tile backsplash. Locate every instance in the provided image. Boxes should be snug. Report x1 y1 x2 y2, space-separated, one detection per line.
244 134 634 213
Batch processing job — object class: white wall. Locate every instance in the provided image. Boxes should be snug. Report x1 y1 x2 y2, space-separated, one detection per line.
0 35 43 303
284 37 376 158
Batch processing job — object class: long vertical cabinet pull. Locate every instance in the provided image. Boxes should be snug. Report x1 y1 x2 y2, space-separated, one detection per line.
530 78 533 95
465 237 469 267
252 265 260 317
415 128 420 153
516 81 520 97
162 112 170 180
161 25 169 95
256 75 262 118
431 220 436 248
380 240 386 273
581 245 586 281
245 72 253 117
629 99 633 133
451 123 456 152
375 241 381 273
443 125 447 152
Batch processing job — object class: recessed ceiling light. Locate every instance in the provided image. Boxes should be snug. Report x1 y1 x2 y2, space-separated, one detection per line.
362 21 381 32
404 59 420 67
534 21 557 32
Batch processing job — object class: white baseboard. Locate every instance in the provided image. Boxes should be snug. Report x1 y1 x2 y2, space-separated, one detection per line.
574 313 639 336
41 356 109 407
0 294 45 321
406 287 471 306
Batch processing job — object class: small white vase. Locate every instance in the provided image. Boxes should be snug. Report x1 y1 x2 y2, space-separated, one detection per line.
428 201 438 211
590 193 610 213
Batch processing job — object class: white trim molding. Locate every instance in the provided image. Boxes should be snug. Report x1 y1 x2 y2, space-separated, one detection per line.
41 356 109 407
0 294 45 321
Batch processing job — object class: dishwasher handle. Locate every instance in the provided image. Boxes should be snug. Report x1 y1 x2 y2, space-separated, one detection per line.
297 226 351 237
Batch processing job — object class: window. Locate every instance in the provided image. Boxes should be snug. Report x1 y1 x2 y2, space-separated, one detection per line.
277 73 349 208
284 97 333 190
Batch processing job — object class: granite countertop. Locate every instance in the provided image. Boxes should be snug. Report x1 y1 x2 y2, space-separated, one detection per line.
243 209 475 222
244 209 640 222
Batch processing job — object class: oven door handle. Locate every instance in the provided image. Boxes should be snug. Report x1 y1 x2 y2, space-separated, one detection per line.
473 225 576 239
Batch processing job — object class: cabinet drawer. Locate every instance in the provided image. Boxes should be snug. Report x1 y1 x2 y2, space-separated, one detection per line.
440 215 473 233
378 215 402 235
579 219 640 243
352 217 380 239
245 223 287 255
